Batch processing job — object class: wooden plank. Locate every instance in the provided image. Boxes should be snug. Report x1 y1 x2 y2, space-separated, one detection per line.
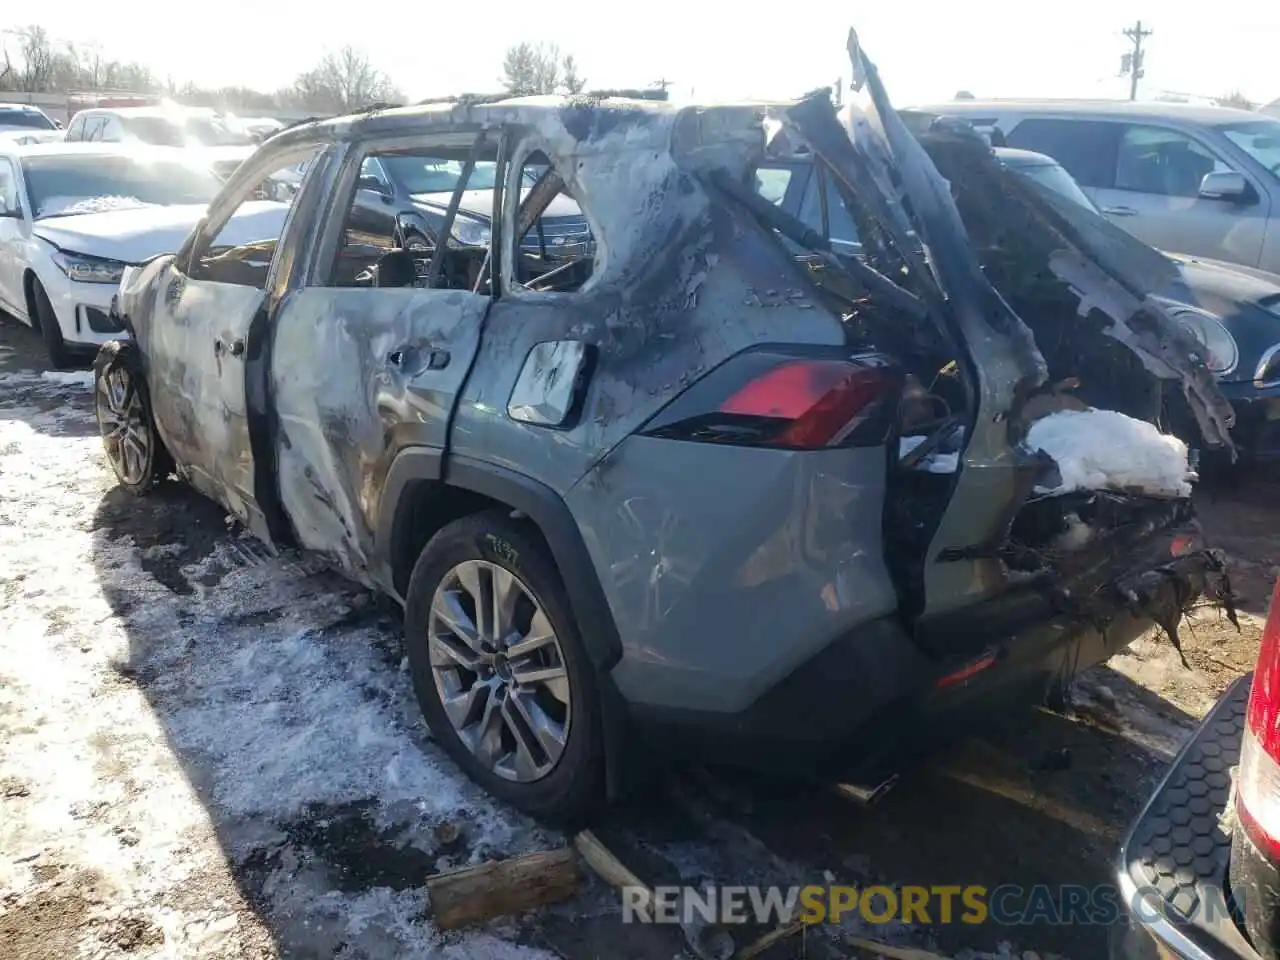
425 847 581 931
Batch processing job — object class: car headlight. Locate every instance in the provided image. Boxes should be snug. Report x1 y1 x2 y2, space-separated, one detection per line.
52 251 128 285
450 216 491 248
1152 298 1239 377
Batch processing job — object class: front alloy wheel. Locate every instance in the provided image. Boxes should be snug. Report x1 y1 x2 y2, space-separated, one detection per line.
428 559 571 783
93 342 172 495
97 366 152 486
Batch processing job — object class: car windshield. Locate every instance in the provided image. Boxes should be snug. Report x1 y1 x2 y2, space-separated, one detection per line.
21 155 224 218
1217 119 1280 178
1007 161 1099 212
0 109 55 131
122 115 255 147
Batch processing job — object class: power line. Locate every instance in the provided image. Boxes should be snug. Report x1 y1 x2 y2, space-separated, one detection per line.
1120 20 1153 101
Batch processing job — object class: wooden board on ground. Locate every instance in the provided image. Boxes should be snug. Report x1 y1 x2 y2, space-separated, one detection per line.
426 846 582 930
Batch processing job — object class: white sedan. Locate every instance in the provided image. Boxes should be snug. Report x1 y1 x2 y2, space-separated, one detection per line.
0 143 286 366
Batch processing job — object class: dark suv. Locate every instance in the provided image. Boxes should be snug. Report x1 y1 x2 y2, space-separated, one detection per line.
95 37 1235 823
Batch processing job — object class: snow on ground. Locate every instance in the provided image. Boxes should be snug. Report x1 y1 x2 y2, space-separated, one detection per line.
0 376 556 958
1027 408 1192 499
40 370 96 388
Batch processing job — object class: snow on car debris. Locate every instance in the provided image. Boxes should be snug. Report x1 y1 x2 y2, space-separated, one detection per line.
1027 408 1194 499
0 385 559 958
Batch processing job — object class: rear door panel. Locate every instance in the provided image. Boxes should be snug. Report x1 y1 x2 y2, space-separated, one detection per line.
270 286 487 582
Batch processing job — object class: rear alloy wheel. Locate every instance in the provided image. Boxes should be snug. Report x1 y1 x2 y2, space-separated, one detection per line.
404 512 605 824
94 343 173 495
429 559 571 782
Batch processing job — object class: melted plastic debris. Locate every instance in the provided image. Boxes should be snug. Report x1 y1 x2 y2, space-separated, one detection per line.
1027 408 1192 499
899 435 960 473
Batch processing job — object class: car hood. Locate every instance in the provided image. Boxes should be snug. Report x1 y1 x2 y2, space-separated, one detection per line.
1166 253 1280 309
410 188 583 222
32 201 289 263
0 128 62 143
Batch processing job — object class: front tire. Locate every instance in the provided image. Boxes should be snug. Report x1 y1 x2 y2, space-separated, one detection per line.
30 279 73 369
404 511 605 825
93 341 173 496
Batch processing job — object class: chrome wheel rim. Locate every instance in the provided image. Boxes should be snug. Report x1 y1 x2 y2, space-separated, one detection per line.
428 559 571 783
96 367 151 486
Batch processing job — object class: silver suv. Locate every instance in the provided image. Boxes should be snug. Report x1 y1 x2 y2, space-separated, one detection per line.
95 38 1233 823
913 99 1280 275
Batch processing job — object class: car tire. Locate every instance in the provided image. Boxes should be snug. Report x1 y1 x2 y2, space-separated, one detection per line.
30 278 74 369
404 510 605 825
93 340 174 496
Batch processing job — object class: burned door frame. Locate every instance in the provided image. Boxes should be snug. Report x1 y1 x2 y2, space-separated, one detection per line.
149 139 332 544
264 125 500 584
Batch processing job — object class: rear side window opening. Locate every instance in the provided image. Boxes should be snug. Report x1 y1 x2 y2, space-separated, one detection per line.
503 145 597 295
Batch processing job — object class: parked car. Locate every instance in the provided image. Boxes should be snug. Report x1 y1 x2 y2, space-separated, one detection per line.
0 103 59 136
0 142 281 365
99 36 1234 824
0 129 65 146
64 106 257 178
760 146 1280 461
908 100 1280 276
1112 575 1279 960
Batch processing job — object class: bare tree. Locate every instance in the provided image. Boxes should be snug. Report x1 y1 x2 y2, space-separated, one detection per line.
1214 90 1255 111
17 25 55 92
0 48 14 91
501 42 563 95
561 54 586 95
291 47 401 113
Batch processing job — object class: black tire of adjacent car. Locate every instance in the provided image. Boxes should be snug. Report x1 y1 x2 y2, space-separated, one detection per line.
403 510 606 825
30 278 73 369
93 340 175 496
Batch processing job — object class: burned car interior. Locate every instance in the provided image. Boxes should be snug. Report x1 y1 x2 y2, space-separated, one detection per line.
329 139 596 294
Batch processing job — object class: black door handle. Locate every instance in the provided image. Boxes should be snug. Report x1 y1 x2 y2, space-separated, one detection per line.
215 338 246 358
386 347 450 370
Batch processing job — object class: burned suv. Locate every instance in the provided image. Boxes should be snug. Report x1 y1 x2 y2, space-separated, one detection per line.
96 34 1234 823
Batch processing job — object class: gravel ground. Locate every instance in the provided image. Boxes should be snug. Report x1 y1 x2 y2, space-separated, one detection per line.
1 316 1275 960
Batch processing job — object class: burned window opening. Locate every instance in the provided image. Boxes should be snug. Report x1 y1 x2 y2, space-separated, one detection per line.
425 131 488 289
325 138 501 292
192 148 321 288
505 149 596 294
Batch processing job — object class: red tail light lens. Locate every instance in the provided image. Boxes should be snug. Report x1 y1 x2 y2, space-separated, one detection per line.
1248 579 1280 757
1237 577 1280 858
643 350 901 450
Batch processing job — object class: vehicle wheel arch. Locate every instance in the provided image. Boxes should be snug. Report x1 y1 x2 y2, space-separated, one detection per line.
22 269 42 329
380 449 633 803
380 451 622 671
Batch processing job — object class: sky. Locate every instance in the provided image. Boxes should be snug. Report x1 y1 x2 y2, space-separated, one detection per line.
6 1 1279 109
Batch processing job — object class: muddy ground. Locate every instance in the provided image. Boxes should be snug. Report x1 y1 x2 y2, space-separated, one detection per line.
1 315 1276 960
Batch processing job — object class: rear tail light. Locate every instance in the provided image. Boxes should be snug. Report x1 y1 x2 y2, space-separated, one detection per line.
1237 577 1280 859
642 350 901 450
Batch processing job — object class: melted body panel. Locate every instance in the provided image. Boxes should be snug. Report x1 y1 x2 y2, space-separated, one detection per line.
144 262 270 538
452 198 846 496
565 435 898 713
271 287 488 581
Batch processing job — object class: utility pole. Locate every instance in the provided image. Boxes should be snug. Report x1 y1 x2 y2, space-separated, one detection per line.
1121 20 1153 101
